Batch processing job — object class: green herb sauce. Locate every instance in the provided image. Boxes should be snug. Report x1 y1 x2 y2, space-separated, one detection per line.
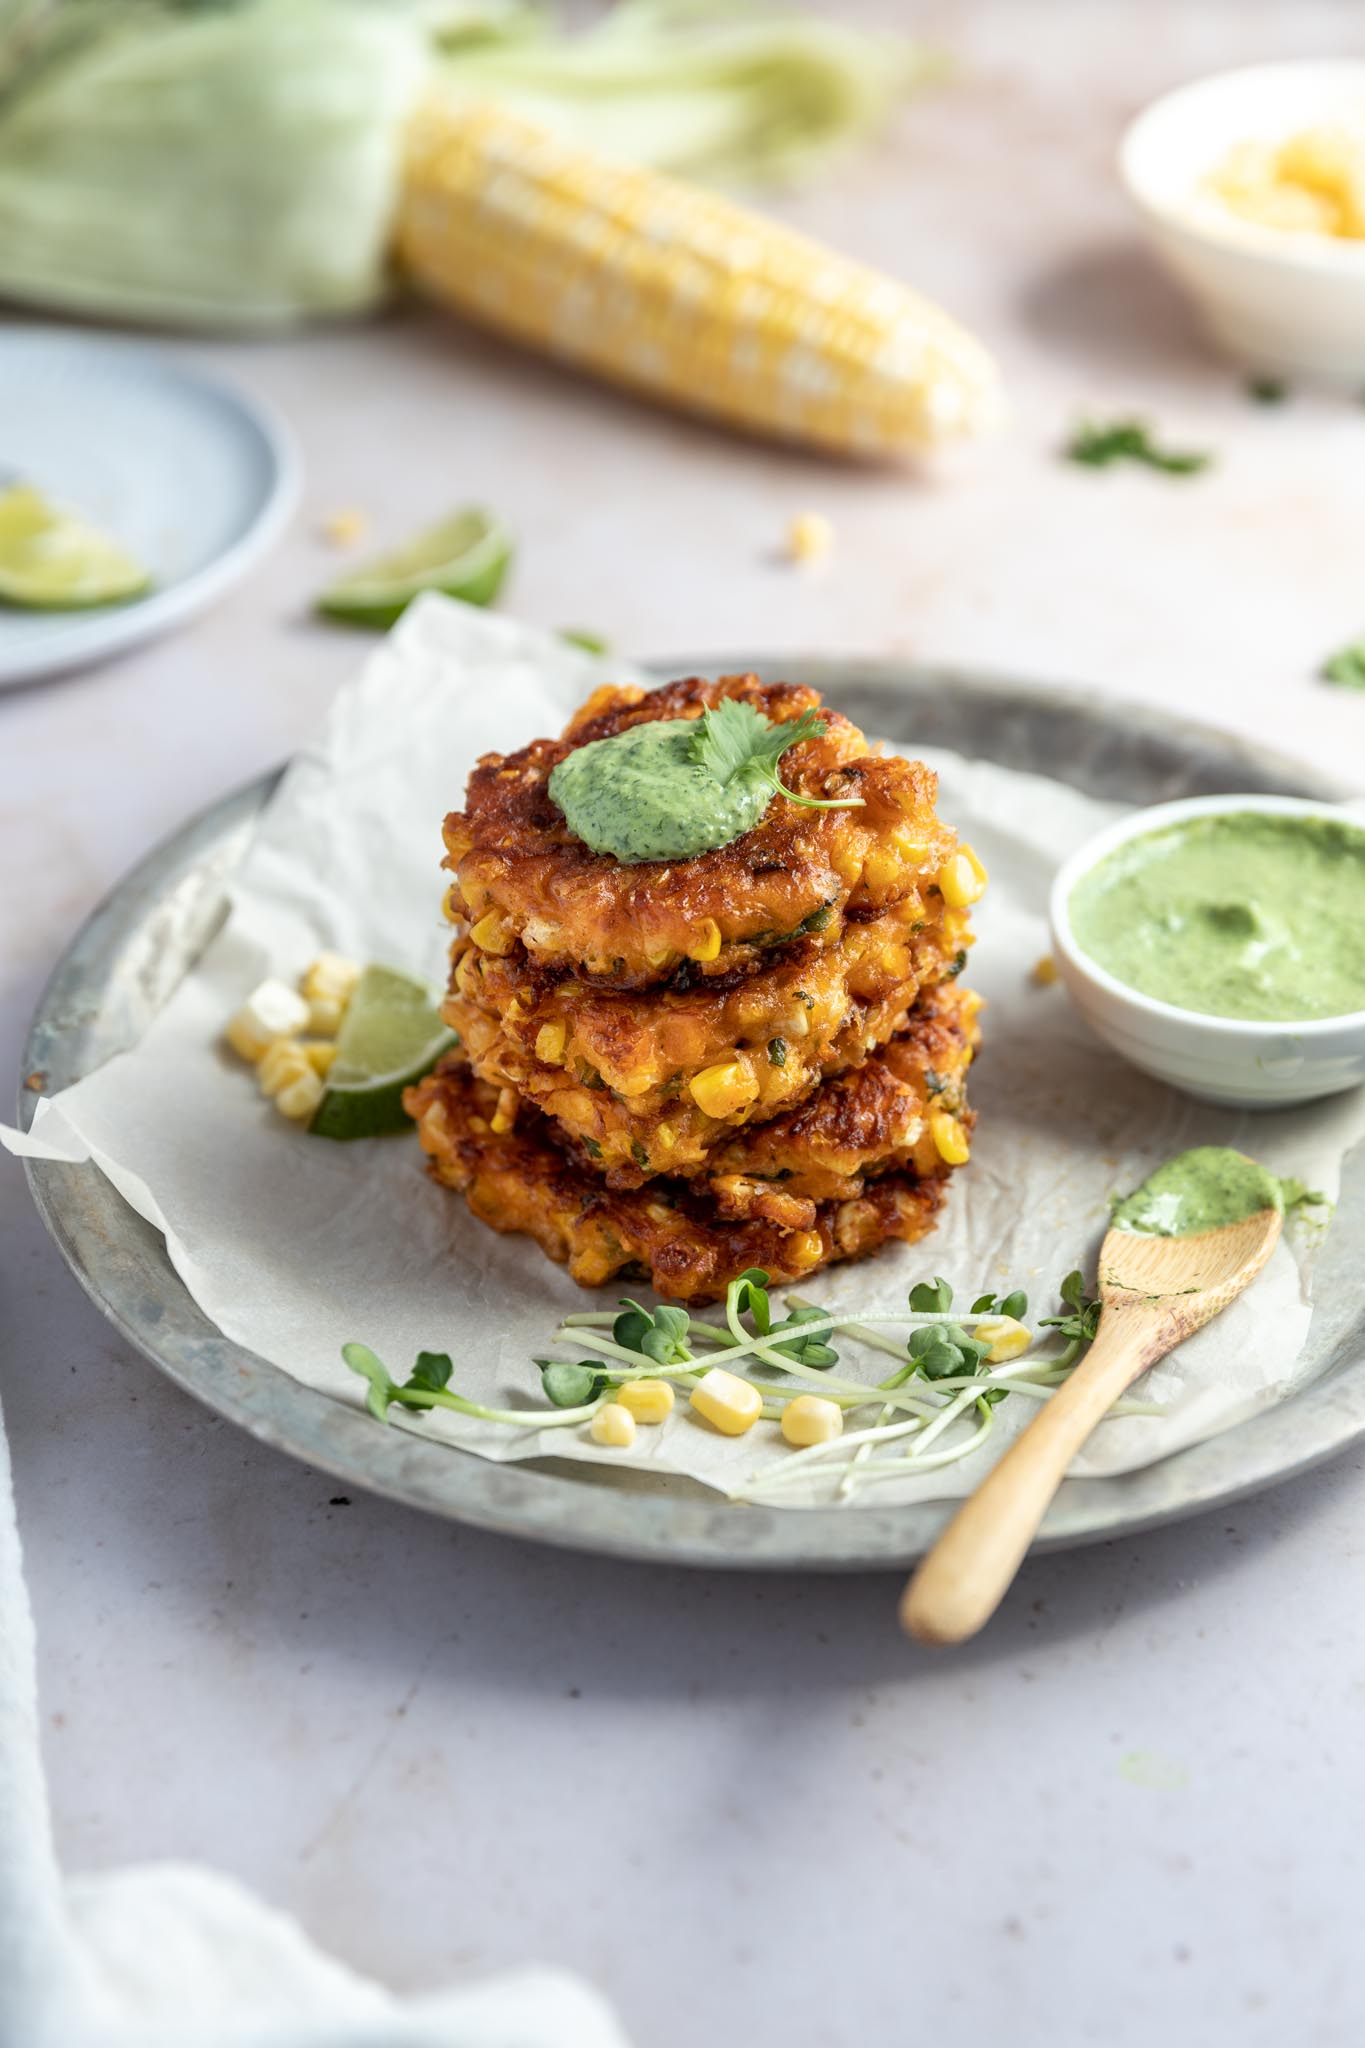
1111 1147 1293 1236
548 718 770 864
1070 810 1365 1022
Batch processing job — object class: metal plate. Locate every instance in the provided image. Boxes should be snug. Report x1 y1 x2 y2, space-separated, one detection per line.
18 661 1365 1570
0 330 298 688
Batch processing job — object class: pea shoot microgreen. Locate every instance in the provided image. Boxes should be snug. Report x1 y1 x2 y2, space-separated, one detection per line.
612 1299 693 1365
688 700 864 814
536 1360 612 1408
342 1265 1163 1506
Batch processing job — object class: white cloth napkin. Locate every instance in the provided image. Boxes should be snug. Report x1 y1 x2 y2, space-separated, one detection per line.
0 1393 630 2048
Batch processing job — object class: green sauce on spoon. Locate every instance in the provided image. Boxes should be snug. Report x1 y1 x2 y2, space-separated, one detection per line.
1111 1145 1313 1237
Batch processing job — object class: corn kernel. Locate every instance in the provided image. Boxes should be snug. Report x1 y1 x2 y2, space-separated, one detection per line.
257 1038 311 1096
490 1086 519 1135
470 912 515 956
590 1402 637 1448
535 1022 567 1064
1032 953 1058 987
302 952 361 1003
275 1069 325 1121
790 1230 824 1267
937 845 988 910
319 507 367 548
787 510 834 564
686 918 722 963
890 824 929 864
974 1314 1032 1364
225 978 310 1061
454 948 483 997
861 847 902 893
616 1378 675 1425
930 1110 971 1165
781 1394 844 1447
305 1041 339 1076
689 1367 763 1437
308 996 346 1037
689 1059 760 1119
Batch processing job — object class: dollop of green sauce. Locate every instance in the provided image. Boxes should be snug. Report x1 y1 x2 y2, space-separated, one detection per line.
548 718 771 864
1111 1146 1296 1236
1069 810 1365 1022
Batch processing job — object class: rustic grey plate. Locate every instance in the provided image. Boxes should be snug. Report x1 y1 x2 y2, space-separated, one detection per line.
19 661 1365 1570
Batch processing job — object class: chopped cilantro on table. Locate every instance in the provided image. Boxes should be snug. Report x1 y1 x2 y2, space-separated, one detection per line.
1321 638 1365 691
1064 417 1212 476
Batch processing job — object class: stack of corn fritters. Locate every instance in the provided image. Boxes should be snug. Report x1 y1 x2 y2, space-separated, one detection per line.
406 675 982 1302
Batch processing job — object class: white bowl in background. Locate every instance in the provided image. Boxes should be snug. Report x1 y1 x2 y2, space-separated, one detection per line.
1120 61 1365 384
1049 793 1365 1110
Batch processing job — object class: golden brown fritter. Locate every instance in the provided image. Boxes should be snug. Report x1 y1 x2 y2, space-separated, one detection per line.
687 981 979 1226
442 674 957 988
405 983 977 1301
407 1065 955 1303
443 904 972 1183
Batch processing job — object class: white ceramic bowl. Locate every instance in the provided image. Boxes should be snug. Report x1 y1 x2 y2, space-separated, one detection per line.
1049 794 1365 1109
1120 61 1365 384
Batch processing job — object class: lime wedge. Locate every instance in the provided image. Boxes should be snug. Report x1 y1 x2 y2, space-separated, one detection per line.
0 484 151 610
310 964 457 1141
316 507 512 629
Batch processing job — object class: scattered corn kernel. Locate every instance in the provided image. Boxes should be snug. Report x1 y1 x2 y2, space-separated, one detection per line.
1032 953 1058 987
616 1378 675 1425
780 1394 844 1447
974 1315 1032 1364
302 952 361 1003
490 1086 519 1135
590 1401 637 1448
686 918 722 963
689 1058 760 1119
937 844 988 910
930 1110 971 1165
787 510 834 564
275 1068 325 1121
689 1367 763 1437
308 996 346 1036
257 1038 311 1096
225 978 311 1061
535 1022 567 1063
470 912 515 956
304 1041 339 1076
319 507 368 548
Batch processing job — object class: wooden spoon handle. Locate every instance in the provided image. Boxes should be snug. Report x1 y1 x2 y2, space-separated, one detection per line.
899 1315 1157 1645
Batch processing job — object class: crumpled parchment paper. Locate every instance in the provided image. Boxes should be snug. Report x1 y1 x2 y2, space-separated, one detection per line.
7 599 1364 1507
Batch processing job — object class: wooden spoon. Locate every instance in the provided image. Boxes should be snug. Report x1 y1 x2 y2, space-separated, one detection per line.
900 1205 1284 1645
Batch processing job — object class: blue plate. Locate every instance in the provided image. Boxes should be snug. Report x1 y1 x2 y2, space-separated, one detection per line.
0 328 298 688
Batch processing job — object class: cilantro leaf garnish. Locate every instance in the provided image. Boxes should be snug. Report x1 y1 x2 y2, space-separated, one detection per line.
1322 638 1365 690
1065 417 1212 477
688 700 864 814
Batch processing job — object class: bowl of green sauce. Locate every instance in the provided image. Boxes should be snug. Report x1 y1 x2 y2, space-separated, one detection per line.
1050 794 1365 1107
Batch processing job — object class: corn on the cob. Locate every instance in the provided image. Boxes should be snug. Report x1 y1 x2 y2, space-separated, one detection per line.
397 101 999 459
